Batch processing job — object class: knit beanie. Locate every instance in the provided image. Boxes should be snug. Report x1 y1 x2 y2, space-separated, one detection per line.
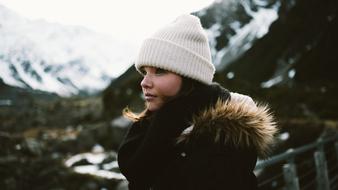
135 14 215 84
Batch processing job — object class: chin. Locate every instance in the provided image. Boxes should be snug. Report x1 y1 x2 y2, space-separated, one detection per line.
147 106 159 112
147 102 162 111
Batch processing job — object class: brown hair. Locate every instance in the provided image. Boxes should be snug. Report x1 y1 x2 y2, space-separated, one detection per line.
122 77 199 121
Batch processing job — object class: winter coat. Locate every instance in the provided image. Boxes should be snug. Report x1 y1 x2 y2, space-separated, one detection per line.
117 83 277 190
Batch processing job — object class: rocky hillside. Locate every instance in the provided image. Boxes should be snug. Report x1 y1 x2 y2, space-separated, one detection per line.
1 80 129 189
219 0 338 85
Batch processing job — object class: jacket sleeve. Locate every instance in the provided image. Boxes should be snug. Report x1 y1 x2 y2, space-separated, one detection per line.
181 142 258 190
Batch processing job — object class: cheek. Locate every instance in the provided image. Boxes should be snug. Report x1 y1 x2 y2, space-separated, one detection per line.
159 77 182 97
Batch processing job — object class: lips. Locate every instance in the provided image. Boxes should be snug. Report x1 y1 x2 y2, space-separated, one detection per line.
144 93 157 101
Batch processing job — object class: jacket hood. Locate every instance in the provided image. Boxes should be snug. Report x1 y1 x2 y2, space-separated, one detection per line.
176 96 278 159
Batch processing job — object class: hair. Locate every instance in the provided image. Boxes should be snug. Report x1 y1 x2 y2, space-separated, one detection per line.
122 76 200 121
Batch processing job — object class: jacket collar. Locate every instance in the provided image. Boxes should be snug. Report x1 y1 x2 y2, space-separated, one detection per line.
176 96 278 159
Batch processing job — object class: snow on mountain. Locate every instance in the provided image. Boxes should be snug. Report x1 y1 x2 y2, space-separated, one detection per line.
201 0 280 71
0 4 135 96
215 2 279 71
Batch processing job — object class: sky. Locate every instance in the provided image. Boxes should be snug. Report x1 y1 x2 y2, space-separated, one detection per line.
0 0 215 48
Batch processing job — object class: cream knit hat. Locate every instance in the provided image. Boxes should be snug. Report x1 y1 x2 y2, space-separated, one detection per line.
135 14 215 84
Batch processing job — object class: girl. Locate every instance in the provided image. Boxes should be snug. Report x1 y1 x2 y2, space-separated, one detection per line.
117 14 277 190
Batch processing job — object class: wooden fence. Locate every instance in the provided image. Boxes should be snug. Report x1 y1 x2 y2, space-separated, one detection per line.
255 135 338 190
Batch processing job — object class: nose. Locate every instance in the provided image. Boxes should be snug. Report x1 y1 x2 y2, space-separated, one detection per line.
140 74 153 89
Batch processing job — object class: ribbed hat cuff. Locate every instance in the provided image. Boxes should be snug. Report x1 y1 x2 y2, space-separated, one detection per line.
135 38 214 84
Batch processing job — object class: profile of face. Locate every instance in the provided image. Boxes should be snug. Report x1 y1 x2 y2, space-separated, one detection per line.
140 66 182 111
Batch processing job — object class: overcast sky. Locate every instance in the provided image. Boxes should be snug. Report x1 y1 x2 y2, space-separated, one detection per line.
0 0 214 48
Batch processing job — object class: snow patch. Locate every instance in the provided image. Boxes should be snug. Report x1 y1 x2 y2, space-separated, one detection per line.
211 1 279 70
279 132 290 141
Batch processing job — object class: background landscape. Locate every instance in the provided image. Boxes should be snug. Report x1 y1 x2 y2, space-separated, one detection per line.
1 0 338 189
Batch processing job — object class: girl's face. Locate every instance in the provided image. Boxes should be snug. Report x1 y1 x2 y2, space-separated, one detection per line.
140 66 182 111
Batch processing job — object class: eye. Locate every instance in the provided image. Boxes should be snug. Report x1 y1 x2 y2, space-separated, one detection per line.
155 68 168 75
139 67 146 76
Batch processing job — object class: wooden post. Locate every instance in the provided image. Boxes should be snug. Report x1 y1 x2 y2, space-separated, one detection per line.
283 163 300 190
314 151 330 190
286 148 296 165
317 138 325 152
335 142 338 165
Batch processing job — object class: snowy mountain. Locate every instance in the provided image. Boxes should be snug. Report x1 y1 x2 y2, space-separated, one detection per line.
195 0 280 71
0 4 135 96
214 0 338 87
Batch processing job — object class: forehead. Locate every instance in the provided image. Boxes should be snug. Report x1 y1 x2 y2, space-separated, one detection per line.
140 66 168 72
141 66 160 70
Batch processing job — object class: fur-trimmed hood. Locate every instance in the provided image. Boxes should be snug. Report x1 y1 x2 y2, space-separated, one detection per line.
176 94 278 159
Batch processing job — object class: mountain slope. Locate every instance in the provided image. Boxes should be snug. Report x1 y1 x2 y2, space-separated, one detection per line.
220 0 338 86
195 0 280 70
0 4 134 96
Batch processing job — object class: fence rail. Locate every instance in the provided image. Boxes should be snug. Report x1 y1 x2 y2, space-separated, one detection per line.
255 135 338 190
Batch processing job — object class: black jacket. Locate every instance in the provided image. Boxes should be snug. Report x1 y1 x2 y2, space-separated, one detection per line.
117 83 277 190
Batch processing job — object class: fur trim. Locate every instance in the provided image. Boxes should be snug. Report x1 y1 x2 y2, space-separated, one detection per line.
176 98 278 159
